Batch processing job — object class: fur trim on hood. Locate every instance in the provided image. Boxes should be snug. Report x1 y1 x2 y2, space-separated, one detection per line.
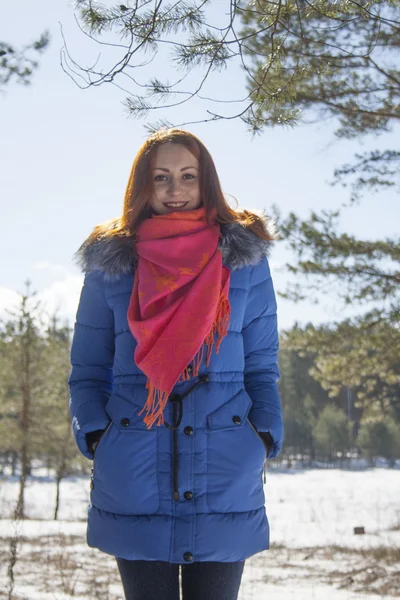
73 214 278 282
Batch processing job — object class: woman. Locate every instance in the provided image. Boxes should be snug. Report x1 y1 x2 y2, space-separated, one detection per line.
68 128 284 600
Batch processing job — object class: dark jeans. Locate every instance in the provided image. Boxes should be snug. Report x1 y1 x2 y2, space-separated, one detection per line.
115 558 245 600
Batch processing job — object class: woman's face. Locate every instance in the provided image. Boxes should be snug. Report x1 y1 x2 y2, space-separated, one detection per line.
149 142 202 215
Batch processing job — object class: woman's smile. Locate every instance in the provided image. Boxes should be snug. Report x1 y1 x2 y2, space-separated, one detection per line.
163 201 189 209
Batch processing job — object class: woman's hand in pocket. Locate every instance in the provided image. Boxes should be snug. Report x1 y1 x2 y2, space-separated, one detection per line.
86 429 106 454
257 431 274 457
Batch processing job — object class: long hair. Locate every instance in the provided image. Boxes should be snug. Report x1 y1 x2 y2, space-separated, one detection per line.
80 128 279 248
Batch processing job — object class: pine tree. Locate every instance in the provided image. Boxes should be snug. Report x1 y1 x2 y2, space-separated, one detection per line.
357 418 400 466
0 283 85 519
313 405 350 461
279 348 331 459
0 281 45 518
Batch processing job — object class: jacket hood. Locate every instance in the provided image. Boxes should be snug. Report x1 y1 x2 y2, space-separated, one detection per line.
73 214 278 282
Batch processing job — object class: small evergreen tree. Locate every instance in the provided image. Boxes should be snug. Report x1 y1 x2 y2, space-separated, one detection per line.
358 417 400 467
313 405 350 461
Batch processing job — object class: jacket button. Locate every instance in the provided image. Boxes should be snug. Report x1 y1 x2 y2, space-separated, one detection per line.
120 418 130 427
184 426 194 436
184 491 193 500
183 552 193 562
232 415 241 424
199 374 209 383
187 364 193 374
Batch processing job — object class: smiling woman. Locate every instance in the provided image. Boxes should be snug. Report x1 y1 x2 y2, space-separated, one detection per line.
68 127 283 600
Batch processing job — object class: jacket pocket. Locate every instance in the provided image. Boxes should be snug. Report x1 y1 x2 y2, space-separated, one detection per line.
92 420 113 457
206 388 266 513
91 419 113 477
247 419 272 458
90 391 159 515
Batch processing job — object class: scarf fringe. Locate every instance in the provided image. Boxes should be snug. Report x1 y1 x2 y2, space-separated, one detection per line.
139 293 231 430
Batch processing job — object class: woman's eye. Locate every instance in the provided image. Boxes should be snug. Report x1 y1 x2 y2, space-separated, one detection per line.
154 173 197 182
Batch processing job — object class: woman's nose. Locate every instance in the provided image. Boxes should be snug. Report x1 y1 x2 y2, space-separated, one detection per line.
168 178 180 194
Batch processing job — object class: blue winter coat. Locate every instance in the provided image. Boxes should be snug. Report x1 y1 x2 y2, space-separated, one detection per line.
68 217 284 563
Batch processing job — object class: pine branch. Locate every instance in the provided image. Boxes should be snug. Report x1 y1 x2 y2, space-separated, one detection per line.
0 32 50 88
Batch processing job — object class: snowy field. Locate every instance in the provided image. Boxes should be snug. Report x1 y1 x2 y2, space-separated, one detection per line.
1 467 399 599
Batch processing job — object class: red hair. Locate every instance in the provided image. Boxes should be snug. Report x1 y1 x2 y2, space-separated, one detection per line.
82 128 278 247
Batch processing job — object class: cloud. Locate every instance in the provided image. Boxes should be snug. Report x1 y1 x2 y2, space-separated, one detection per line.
0 267 84 330
33 261 71 277
0 288 22 320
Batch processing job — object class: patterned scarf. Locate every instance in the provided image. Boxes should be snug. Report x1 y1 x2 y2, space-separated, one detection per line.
127 205 231 429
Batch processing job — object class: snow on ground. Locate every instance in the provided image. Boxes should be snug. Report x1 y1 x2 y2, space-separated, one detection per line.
266 468 400 549
1 467 399 599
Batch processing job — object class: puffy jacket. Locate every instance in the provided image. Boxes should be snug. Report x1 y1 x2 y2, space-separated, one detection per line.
68 218 284 563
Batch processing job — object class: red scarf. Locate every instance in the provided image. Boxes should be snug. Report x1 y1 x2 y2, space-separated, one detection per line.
127 206 231 429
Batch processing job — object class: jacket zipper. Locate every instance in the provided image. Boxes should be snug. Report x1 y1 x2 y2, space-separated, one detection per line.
247 418 268 484
90 420 113 490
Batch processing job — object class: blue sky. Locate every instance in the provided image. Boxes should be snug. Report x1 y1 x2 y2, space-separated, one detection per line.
1 1 398 333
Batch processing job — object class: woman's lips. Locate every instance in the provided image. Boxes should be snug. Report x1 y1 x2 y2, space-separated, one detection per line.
163 202 189 208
